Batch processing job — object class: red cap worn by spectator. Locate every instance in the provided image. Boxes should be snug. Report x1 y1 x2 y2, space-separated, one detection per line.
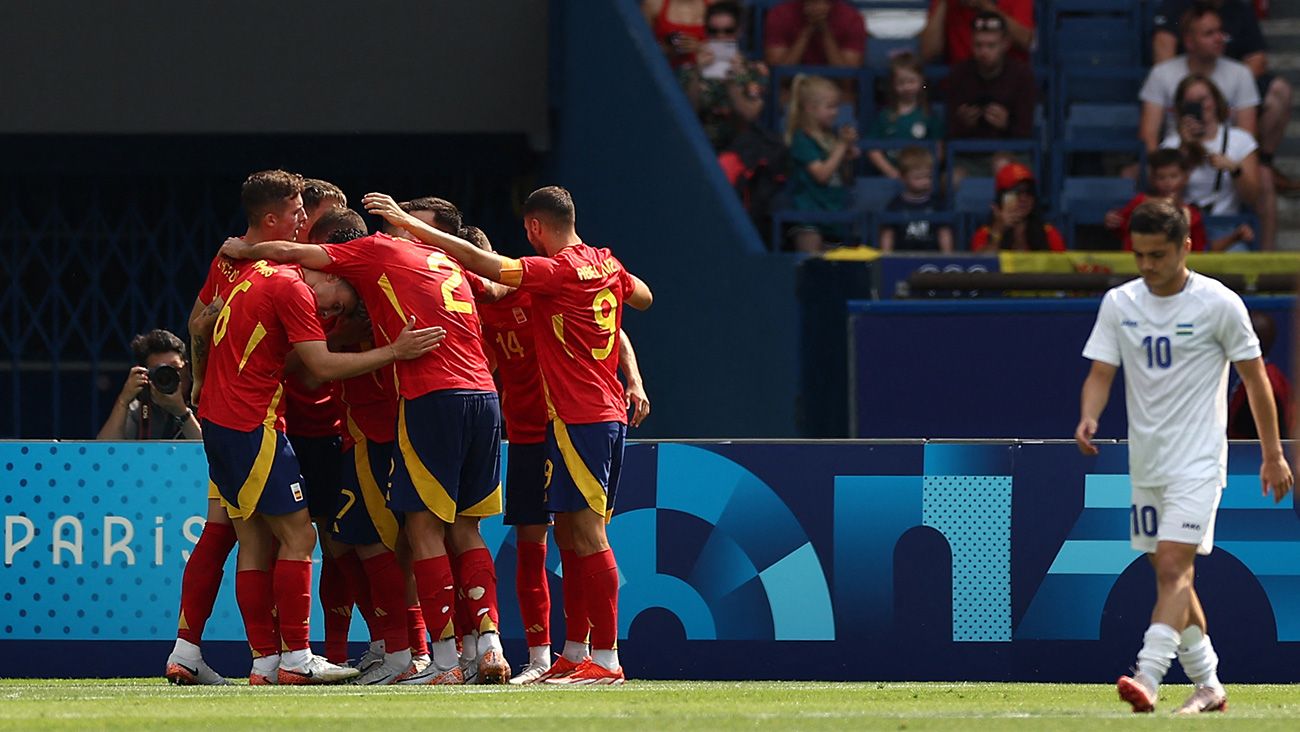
995 162 1034 193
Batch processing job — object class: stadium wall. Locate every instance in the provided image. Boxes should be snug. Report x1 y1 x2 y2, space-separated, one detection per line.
4 440 1300 682
541 0 802 439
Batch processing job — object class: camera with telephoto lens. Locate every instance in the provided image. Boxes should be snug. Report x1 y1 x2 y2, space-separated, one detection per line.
147 364 181 395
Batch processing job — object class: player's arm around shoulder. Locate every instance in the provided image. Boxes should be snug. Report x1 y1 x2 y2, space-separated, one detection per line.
219 237 332 269
362 192 506 281
294 317 446 382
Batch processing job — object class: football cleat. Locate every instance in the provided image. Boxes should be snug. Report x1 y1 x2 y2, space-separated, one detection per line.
477 649 511 685
459 656 479 685
1116 675 1156 713
278 653 362 685
411 653 432 673
165 653 230 686
508 661 552 685
352 645 385 674
533 654 585 683
543 658 624 686
1174 684 1228 714
397 662 464 686
354 651 414 686
249 672 276 686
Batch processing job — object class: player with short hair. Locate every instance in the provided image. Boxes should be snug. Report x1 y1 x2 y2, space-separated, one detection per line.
379 196 463 239
219 216 514 686
1075 199 1293 714
364 186 653 685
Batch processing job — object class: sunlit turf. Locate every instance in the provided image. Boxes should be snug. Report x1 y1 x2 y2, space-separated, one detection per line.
2 679 1299 730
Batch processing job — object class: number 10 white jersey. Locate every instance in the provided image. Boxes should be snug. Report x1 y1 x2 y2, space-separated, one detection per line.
1082 272 1260 488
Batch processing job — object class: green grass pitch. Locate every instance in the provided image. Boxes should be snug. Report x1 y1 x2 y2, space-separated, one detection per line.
3 680 1300 730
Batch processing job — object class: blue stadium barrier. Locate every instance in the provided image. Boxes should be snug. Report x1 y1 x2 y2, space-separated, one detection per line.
6 439 1300 681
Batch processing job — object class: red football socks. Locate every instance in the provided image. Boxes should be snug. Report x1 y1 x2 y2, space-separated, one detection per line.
336 551 382 641
456 547 500 634
581 549 619 651
235 568 278 659
408 605 429 656
361 551 411 653
516 540 551 647
450 551 471 642
319 553 352 663
176 521 236 644
274 559 313 652
560 549 590 644
412 555 456 642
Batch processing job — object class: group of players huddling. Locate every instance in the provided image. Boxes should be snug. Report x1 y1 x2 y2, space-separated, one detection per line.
162 171 651 687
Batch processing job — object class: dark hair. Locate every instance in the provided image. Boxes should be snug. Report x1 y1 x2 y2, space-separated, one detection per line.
241 169 304 227
1130 199 1190 245
326 227 367 245
308 207 367 243
459 224 492 251
522 186 576 227
896 146 933 176
1173 74 1230 167
401 197 462 234
301 178 346 213
706 1 741 25
885 51 929 114
130 329 186 365
1179 1 1222 37
1148 148 1190 173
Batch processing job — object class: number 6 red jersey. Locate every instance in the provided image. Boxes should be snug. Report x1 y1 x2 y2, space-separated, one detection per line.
319 233 495 400
499 243 635 426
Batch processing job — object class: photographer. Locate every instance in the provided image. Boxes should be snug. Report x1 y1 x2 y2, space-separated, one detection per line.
97 329 201 440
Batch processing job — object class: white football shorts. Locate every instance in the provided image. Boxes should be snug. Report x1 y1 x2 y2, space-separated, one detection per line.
1130 478 1222 556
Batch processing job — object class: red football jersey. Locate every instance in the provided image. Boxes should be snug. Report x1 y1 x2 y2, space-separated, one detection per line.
197 261 326 431
198 253 252 307
339 346 399 447
283 368 343 439
479 290 547 443
320 234 495 399
500 243 635 425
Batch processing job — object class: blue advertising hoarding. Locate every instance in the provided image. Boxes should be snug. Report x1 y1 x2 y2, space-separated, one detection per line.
3 440 1299 681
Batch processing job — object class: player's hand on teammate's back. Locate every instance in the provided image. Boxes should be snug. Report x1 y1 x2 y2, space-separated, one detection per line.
1074 417 1100 456
1260 456 1294 504
389 316 446 360
219 237 253 259
626 383 650 427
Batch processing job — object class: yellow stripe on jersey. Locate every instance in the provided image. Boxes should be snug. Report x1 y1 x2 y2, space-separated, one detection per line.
377 273 409 322
500 258 524 288
232 386 285 519
237 322 268 373
397 398 458 523
553 417 610 520
347 415 399 550
551 314 575 358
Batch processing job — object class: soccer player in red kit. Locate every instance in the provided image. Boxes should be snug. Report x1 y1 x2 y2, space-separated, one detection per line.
164 169 311 686
219 214 514 685
364 187 653 684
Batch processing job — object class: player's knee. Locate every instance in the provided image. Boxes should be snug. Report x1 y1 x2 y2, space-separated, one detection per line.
1271 77 1293 106
279 520 318 558
1152 552 1193 588
569 514 610 555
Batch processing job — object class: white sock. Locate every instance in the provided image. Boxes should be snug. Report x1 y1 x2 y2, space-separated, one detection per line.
460 634 478 661
281 648 310 668
477 631 503 656
562 640 589 663
432 638 459 670
385 648 412 669
528 645 552 667
251 654 280 676
368 639 385 656
1177 626 1223 691
592 649 619 671
1135 623 1180 694
171 637 201 660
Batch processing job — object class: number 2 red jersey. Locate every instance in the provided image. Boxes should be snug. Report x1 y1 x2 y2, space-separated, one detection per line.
319 233 495 400
500 243 635 425
479 290 547 443
196 260 326 431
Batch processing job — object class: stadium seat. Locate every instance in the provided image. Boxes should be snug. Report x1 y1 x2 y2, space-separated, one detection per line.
1053 17 1140 68
953 177 995 247
1059 176 1136 249
1063 104 1140 141
851 177 901 212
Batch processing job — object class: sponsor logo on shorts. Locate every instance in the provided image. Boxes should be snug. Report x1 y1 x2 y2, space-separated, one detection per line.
290 482 304 502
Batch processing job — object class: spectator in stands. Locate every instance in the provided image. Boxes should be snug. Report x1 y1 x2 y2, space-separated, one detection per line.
969 162 1064 252
683 2 770 151
1106 148 1252 252
1152 1 1296 192
764 0 867 68
1162 74 1262 244
784 74 861 252
866 53 945 179
643 0 710 69
919 0 1034 65
98 329 202 440
946 13 1035 142
878 147 953 253
1228 311 1292 439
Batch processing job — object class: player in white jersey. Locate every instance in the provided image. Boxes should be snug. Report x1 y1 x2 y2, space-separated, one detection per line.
1074 200 1293 715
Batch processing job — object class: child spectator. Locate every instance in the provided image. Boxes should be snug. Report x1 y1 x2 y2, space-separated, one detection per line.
866 53 945 179
970 162 1065 252
879 147 953 252
785 74 861 252
1105 148 1252 252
